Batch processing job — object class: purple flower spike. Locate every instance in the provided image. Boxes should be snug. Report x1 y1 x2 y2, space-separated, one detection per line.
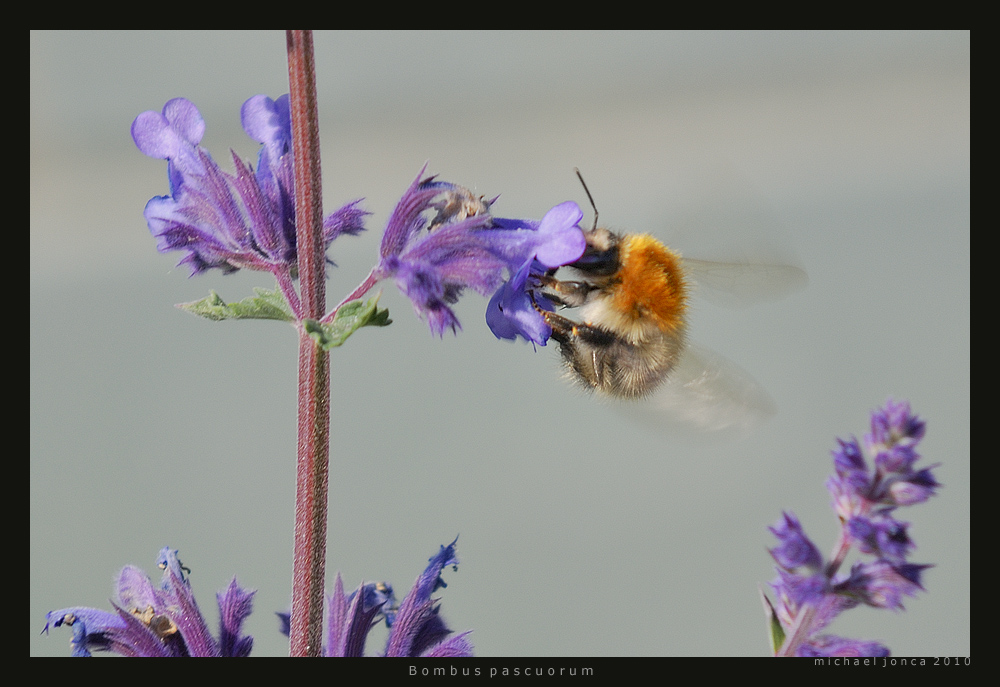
385 538 471 658
866 399 926 476
373 168 504 336
764 400 939 657
43 548 255 657
132 96 367 278
370 166 585 338
277 539 472 657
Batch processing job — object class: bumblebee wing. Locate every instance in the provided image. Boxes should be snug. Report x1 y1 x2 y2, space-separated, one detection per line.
682 258 807 310
626 342 776 436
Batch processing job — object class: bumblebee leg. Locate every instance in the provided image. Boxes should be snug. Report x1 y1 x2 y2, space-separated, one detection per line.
530 294 616 349
535 274 595 308
529 298 620 391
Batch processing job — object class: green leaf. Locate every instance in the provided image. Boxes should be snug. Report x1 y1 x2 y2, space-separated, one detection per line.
759 586 786 655
177 288 294 322
303 295 391 350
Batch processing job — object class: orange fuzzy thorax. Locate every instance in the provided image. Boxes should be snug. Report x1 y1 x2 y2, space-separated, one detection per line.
610 234 688 334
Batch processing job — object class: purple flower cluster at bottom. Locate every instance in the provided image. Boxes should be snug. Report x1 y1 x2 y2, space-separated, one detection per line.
44 541 471 657
42 547 254 657
277 538 472 657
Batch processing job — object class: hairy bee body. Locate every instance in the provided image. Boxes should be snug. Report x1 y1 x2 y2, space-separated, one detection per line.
539 227 689 399
530 170 805 431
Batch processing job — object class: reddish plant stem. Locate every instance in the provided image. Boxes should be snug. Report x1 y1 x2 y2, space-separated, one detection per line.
287 29 329 658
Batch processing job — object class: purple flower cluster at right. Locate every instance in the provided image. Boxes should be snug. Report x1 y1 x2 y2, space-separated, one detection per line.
766 399 940 657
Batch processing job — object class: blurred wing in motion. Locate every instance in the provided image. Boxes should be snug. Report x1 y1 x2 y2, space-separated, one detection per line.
682 258 808 310
623 342 777 437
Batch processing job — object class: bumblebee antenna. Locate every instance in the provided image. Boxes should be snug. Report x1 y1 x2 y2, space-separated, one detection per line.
574 168 598 232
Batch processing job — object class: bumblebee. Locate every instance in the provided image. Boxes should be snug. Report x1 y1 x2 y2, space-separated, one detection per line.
532 172 805 420
535 224 688 399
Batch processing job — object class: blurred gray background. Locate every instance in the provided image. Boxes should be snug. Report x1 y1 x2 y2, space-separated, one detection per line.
31 31 969 657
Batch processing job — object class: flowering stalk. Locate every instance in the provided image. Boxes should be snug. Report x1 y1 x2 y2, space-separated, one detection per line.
763 399 940 657
43 543 472 657
323 178 586 335
62 29 593 658
286 29 329 658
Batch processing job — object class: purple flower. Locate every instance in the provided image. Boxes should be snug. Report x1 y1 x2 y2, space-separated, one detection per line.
132 96 367 278
764 400 939 657
485 201 587 345
370 167 585 338
486 258 554 344
845 515 913 563
827 400 940 515
831 437 870 492
277 539 472 657
768 512 823 571
837 560 930 611
867 399 926 467
42 548 255 657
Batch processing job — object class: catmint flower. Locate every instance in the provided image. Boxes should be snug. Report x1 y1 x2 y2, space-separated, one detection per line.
277 539 473 657
132 95 367 278
764 400 939 657
845 515 913 563
827 399 939 519
369 167 585 338
837 560 932 611
768 512 823 572
42 547 255 657
486 258 554 344
485 201 588 345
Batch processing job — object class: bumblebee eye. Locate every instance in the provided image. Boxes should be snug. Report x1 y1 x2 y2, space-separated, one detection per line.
571 238 620 277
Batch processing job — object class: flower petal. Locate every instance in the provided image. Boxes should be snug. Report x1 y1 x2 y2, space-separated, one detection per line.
486 259 551 345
